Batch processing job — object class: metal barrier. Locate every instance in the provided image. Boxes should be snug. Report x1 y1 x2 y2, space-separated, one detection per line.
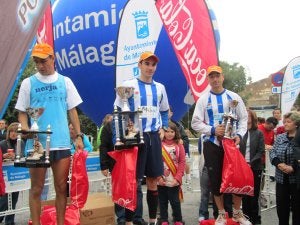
0 153 109 218
261 150 276 211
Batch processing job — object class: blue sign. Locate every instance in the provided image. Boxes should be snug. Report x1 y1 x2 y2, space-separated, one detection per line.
271 72 284 87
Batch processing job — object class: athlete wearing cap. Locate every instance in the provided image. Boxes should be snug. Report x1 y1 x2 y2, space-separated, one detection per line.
15 43 83 225
114 51 169 225
191 65 251 225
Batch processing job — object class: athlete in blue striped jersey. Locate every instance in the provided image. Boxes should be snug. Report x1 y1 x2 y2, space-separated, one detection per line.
114 51 169 225
191 65 250 225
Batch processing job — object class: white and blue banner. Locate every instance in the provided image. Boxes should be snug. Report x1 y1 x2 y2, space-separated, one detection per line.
281 56 300 115
115 0 162 86
2 162 30 192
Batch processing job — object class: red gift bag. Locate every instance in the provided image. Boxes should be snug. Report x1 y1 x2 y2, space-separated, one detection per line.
70 149 89 208
0 149 5 196
40 205 80 225
108 147 138 211
220 139 254 196
40 150 88 224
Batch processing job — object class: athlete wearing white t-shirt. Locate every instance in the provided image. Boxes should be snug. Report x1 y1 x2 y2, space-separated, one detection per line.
15 43 83 225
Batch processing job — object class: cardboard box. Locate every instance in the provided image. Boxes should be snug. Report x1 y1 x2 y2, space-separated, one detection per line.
80 193 115 225
41 192 115 225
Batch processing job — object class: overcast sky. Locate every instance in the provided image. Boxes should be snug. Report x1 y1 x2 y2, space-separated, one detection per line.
208 0 300 82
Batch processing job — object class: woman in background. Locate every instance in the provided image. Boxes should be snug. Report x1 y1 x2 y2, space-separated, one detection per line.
0 122 25 225
240 109 265 225
270 111 300 225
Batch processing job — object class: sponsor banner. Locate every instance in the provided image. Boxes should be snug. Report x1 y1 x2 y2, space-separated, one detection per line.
155 0 219 101
281 56 300 114
37 2 54 47
115 0 162 86
2 162 30 192
2 154 101 193
0 1 48 118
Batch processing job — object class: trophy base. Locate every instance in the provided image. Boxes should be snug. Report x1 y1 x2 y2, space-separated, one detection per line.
115 141 144 150
14 157 50 168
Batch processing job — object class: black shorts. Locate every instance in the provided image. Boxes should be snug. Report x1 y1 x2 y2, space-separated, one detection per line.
136 132 163 179
203 141 224 196
49 150 71 162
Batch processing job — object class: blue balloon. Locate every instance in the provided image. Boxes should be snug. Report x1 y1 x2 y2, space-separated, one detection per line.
52 0 218 125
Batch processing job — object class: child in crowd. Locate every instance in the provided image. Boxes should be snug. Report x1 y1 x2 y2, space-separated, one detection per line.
158 121 186 225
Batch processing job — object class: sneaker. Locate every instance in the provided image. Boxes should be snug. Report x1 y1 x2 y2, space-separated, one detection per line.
232 210 251 225
215 213 226 225
174 221 184 225
161 222 169 225
198 216 206 222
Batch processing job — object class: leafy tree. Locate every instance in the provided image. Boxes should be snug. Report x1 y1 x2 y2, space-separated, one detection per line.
220 61 247 93
3 59 36 124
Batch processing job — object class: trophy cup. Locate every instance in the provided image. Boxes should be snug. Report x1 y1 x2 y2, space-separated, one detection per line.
26 107 45 131
116 86 135 112
222 100 239 139
114 87 144 150
14 107 52 168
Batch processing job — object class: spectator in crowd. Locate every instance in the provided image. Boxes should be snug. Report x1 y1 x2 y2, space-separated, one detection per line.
0 119 7 141
191 65 250 225
258 117 278 154
257 117 265 126
100 121 146 225
96 114 113 148
168 107 191 186
0 122 25 225
15 43 83 225
270 111 300 225
114 51 169 225
158 121 185 225
69 123 93 154
240 109 265 225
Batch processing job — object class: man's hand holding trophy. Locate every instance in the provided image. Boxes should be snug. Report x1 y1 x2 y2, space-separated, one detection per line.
221 100 239 141
114 86 144 150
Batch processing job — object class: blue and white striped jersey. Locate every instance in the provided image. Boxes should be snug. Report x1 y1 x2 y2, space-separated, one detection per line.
191 89 248 146
114 78 169 132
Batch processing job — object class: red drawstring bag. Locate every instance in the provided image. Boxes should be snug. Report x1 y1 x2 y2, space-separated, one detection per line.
40 205 80 225
40 149 88 224
0 149 6 196
108 147 138 211
220 139 254 196
70 149 89 208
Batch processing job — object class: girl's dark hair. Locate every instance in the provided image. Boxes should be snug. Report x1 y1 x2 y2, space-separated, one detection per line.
167 121 181 144
247 109 258 130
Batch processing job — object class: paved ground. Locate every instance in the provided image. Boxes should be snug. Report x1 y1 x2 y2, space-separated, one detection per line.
141 175 278 225
9 148 279 225
11 176 278 225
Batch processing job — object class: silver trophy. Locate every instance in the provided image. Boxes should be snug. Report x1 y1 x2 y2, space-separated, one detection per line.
116 86 135 112
26 107 45 131
14 108 51 168
222 100 239 139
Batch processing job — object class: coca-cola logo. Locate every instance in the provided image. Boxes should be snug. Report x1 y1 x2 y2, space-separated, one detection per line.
157 0 207 98
223 185 254 196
